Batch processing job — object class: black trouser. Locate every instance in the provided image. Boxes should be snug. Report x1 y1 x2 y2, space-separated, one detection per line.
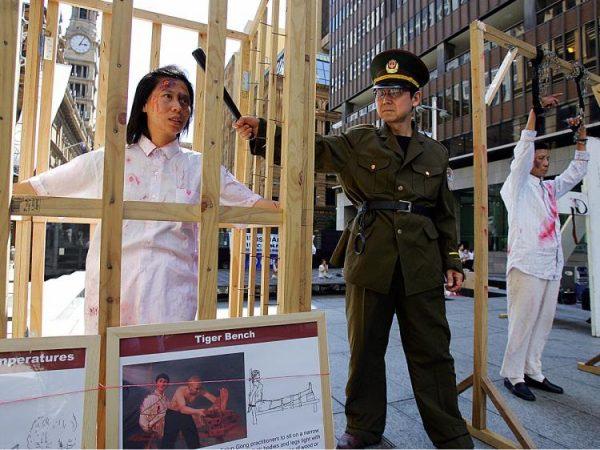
161 409 200 449
344 262 473 449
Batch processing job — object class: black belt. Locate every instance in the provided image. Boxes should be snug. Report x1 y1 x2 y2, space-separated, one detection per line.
354 200 434 255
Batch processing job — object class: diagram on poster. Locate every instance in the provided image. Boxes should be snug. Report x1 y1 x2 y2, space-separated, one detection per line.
0 348 87 449
109 313 332 449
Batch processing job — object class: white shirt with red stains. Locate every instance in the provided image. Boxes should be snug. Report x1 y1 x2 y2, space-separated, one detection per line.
30 135 261 332
501 130 591 280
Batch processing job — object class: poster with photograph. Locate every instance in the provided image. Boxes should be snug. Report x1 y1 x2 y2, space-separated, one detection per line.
107 311 333 449
0 336 100 449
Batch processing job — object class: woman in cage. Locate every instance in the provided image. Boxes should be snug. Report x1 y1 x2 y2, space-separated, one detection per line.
13 65 277 333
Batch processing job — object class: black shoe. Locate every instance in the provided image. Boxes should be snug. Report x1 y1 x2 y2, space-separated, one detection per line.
504 378 536 401
336 432 381 449
524 375 564 394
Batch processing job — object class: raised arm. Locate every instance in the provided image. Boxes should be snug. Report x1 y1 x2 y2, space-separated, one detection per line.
552 117 590 199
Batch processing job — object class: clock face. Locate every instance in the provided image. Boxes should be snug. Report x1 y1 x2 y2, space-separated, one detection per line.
70 34 91 54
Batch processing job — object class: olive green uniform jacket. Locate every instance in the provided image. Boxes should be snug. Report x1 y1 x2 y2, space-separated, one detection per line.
251 119 462 296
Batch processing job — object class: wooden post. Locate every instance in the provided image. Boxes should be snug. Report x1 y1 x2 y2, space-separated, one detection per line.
299 0 317 311
259 0 280 316
13 0 44 338
229 39 251 318
99 1 133 446
197 0 228 320
469 21 489 431
278 0 307 313
192 33 207 149
29 0 61 337
0 0 22 338
150 22 162 71
95 11 112 149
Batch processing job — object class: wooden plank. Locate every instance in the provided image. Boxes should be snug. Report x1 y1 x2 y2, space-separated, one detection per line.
0 0 22 338
94 12 111 149
59 0 247 41
192 33 207 149
29 0 60 337
10 197 283 225
479 20 600 85
260 0 280 316
485 47 517 106
277 0 308 314
149 22 162 70
12 0 45 338
467 424 519 449
469 21 489 430
299 0 317 311
593 84 600 107
247 0 269 42
197 0 228 320
577 362 600 375
457 374 474 394
229 39 251 318
99 1 133 446
247 12 268 317
482 377 536 448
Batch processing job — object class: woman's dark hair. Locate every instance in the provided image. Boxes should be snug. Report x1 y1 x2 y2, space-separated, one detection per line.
126 65 194 144
155 373 170 383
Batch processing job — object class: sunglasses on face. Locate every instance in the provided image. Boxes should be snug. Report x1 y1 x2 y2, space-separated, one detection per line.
373 87 411 99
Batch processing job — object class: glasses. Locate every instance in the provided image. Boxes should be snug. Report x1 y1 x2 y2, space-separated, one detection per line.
373 87 411 99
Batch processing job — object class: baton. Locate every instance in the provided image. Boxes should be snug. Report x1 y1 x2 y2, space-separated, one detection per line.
192 48 242 120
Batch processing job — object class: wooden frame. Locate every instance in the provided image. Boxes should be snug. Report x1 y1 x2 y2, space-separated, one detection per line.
3 0 320 445
106 311 334 449
461 20 600 449
0 335 100 448
577 353 600 376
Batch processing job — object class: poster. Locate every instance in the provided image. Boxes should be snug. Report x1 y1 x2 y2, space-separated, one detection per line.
108 312 333 449
0 336 99 449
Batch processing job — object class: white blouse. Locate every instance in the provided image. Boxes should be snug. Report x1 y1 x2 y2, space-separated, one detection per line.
500 130 591 280
30 135 261 333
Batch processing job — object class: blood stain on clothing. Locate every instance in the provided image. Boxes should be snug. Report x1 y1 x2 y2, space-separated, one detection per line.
538 184 558 242
128 173 141 185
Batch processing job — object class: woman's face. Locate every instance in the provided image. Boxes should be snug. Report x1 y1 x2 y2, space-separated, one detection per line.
142 78 191 145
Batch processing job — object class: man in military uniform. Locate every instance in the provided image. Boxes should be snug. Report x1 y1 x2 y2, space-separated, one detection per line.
234 49 472 449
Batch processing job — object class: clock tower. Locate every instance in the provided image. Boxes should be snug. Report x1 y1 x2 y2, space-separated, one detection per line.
64 6 99 132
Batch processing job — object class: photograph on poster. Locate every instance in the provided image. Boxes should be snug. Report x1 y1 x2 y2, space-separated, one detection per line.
121 352 246 449
109 313 333 449
0 348 87 449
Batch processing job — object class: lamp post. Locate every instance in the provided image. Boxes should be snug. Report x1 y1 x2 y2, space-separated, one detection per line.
415 97 450 140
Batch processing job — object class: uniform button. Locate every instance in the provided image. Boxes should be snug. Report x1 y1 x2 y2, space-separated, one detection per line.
397 185 404 191
425 170 430 177
370 164 376 170
397 229 402 234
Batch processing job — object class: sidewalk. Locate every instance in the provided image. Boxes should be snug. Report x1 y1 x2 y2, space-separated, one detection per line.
313 294 599 449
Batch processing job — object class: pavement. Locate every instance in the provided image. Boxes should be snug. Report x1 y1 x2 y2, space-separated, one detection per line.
6 270 600 448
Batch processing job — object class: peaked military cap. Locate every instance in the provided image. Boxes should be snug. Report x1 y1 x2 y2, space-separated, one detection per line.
370 49 429 89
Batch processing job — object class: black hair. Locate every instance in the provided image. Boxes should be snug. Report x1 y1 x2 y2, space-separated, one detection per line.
534 141 550 151
155 373 170 383
126 65 194 145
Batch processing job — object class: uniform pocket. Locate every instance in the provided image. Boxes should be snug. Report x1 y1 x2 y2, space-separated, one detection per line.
357 155 393 194
411 163 445 199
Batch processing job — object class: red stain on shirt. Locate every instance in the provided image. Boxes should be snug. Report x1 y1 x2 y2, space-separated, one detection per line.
128 173 141 185
539 183 558 242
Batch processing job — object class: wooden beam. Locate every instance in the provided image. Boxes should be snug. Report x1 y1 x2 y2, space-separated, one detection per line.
482 378 536 448
229 40 251 318
577 352 600 375
0 0 22 338
299 0 317 311
30 0 61 337
260 0 280 316
192 33 207 149
197 0 228 320
247 0 269 42
11 197 283 226
478 20 600 85
278 0 307 313
94 12 111 148
485 47 517 106
457 374 474 395
58 0 248 41
13 0 45 338
469 20 489 431
467 424 519 449
149 22 162 70
99 1 133 446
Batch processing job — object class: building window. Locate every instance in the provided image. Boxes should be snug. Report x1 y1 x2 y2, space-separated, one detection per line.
429 2 436 27
78 8 88 19
453 84 461 117
69 82 87 98
461 80 470 116
70 64 88 78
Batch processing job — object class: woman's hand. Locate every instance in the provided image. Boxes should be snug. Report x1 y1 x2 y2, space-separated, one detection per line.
232 116 259 140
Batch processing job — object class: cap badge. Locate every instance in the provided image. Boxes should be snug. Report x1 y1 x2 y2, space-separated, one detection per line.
386 59 399 74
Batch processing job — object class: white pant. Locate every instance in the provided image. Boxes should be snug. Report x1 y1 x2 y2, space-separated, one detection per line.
500 268 560 380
